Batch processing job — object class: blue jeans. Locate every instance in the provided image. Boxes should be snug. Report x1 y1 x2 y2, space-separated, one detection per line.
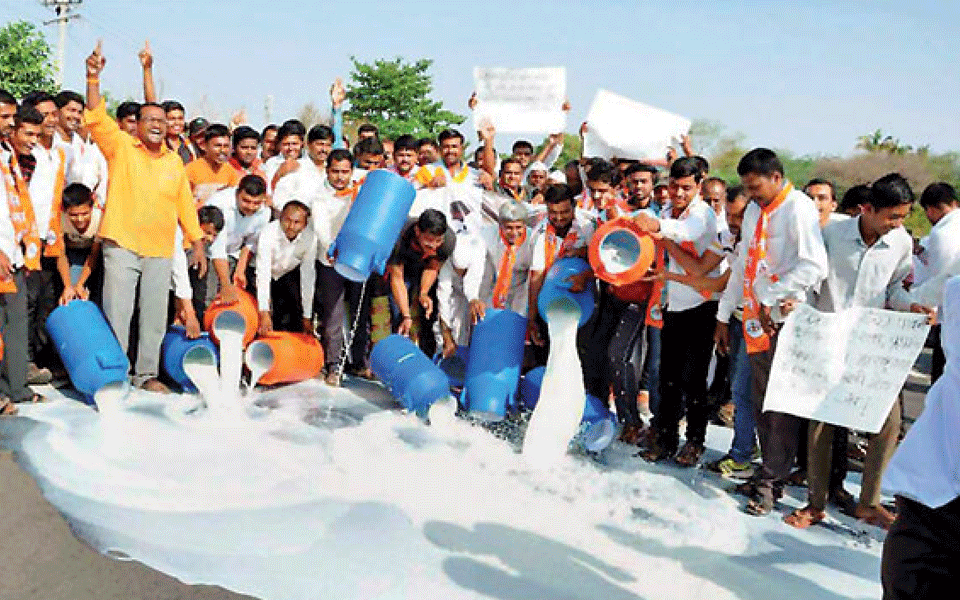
728 316 756 463
640 324 661 415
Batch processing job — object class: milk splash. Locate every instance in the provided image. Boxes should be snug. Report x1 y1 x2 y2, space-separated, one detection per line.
522 297 587 467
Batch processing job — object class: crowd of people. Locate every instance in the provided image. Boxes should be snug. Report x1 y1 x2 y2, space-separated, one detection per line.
0 41 958 598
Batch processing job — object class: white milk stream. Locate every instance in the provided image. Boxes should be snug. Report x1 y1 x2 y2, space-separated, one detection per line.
522 298 587 467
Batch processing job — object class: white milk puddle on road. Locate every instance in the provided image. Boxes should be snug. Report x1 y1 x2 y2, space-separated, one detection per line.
2 376 887 600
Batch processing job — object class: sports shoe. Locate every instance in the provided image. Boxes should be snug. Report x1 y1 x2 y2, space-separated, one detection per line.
707 455 755 478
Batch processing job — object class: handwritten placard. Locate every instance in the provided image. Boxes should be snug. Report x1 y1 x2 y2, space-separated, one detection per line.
582 89 690 161
473 67 566 134
764 304 930 433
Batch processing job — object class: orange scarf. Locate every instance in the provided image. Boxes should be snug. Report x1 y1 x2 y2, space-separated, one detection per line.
229 156 266 181
492 227 527 309
446 162 470 184
0 153 42 293
645 246 667 328
543 222 578 273
742 182 792 354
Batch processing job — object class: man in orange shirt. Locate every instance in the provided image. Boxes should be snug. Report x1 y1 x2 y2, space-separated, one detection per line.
84 41 207 393
185 124 240 205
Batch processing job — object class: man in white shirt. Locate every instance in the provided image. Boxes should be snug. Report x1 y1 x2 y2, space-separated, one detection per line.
53 90 108 206
254 200 316 335
785 173 934 530
11 92 69 384
911 182 959 383
313 148 367 385
16 94 68 383
263 120 306 190
477 202 533 317
437 227 484 356
634 157 721 467
881 275 960 600
201 175 271 311
0 90 35 407
715 148 828 515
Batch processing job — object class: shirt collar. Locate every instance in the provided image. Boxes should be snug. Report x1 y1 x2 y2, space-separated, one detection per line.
851 215 891 248
132 136 170 157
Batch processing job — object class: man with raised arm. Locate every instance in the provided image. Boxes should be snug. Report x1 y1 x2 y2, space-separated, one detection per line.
84 41 207 393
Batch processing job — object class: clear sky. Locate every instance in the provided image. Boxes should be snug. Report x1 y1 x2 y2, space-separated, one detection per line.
3 0 957 156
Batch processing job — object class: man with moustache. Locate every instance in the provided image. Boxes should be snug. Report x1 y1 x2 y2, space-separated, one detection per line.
84 41 207 393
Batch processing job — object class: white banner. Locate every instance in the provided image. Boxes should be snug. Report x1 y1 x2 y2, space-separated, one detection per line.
764 304 930 433
582 89 690 161
473 67 566 134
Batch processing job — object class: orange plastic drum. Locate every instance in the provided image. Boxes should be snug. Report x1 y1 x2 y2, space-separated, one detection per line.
588 217 656 286
251 331 324 386
203 289 260 346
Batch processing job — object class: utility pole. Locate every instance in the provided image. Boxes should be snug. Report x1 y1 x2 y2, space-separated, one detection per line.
264 94 274 124
40 0 82 88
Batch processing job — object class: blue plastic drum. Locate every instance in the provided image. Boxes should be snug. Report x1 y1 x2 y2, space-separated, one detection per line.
161 326 220 393
370 334 451 416
46 300 129 402
329 170 417 282
460 308 526 420
537 257 595 327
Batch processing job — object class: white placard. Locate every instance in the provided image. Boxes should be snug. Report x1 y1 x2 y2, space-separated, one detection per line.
582 89 690 161
473 67 566 134
764 304 930 433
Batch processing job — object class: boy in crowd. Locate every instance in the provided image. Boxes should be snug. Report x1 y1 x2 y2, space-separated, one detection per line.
56 182 102 306
19 93 69 383
635 157 722 467
255 200 316 335
201 174 272 312
0 92 43 407
265 120 306 188
785 174 934 530
911 182 959 384
185 123 240 204
229 126 266 180
388 209 456 357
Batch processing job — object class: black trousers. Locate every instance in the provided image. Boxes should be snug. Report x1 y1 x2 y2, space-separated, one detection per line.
26 256 61 368
607 302 648 427
749 329 803 500
270 267 306 333
882 495 960 600
930 324 945 384
0 270 31 401
579 283 623 400
652 301 718 451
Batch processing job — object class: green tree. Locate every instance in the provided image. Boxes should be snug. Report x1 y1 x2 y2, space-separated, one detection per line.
534 133 582 169
0 20 56 97
344 56 464 140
